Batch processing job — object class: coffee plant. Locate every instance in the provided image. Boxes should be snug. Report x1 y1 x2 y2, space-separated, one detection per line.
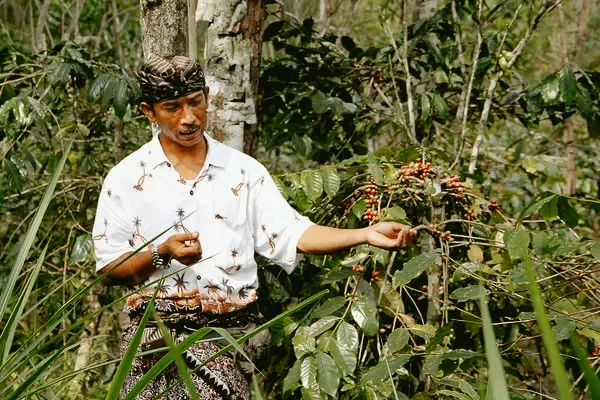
254 154 600 399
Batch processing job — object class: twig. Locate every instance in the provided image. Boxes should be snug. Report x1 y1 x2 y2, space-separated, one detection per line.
450 0 483 169
468 0 562 175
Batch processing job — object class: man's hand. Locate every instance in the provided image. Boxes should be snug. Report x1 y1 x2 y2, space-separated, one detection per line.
364 222 416 249
158 232 203 265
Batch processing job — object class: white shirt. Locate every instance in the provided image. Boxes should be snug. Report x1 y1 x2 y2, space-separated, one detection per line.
92 132 313 315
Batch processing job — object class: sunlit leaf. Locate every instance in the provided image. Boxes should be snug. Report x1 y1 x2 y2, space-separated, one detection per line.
315 352 340 397
301 169 323 201
321 166 340 198
393 251 441 287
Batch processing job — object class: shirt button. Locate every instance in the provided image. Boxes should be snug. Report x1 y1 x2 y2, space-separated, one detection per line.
196 275 201 280
166 162 171 167
190 190 194 195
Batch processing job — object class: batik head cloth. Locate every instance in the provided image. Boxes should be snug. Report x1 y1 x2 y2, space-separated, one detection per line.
134 54 206 104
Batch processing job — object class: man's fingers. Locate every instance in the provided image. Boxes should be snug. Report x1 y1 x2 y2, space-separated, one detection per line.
170 232 199 242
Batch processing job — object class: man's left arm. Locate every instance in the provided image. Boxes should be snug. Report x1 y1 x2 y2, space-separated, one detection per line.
297 222 416 255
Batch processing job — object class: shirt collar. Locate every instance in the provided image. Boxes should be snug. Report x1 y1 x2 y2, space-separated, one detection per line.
146 131 227 170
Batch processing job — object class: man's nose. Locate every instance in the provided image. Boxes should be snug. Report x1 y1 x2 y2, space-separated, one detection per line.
180 104 196 125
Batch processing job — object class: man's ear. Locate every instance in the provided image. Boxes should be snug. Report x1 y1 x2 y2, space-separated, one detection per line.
140 102 156 123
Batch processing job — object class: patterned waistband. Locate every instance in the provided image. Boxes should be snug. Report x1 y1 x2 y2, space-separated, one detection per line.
131 302 261 350
130 301 260 330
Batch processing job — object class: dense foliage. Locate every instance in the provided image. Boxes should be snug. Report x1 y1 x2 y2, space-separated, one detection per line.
2 0 600 399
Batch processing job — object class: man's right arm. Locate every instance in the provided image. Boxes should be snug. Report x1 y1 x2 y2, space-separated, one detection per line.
99 232 202 286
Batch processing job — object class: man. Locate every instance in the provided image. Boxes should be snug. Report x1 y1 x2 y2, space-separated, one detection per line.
93 54 415 399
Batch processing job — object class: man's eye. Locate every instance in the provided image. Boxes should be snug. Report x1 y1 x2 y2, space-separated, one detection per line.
164 106 178 111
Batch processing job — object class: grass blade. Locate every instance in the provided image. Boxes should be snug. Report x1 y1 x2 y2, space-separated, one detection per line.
0 141 72 330
0 242 48 361
125 289 329 400
153 312 201 400
104 284 160 400
479 290 510 400
570 334 600 399
523 260 574 400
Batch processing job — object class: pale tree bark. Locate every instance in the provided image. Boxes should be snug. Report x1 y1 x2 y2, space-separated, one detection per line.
197 0 262 153
140 0 189 60
559 0 590 195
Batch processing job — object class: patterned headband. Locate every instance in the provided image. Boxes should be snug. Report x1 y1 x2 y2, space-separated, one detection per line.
134 54 206 104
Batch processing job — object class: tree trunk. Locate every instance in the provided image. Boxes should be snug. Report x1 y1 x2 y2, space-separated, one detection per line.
412 0 438 22
197 0 262 153
140 0 189 60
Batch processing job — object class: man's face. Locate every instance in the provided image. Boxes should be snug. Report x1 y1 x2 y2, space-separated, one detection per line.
141 88 210 148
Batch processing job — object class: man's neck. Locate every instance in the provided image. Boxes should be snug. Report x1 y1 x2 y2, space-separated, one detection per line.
158 134 208 179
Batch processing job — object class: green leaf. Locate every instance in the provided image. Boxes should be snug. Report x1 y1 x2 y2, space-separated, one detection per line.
450 285 488 302
113 78 129 119
70 233 92 264
499 90 521 105
312 91 327 113
293 335 316 358
101 77 118 111
591 242 600 260
559 65 577 104
507 230 529 261
307 316 338 338
311 297 347 319
351 200 366 219
368 164 385 185
337 321 359 352
409 324 437 340
552 318 576 341
541 74 560 104
88 74 111 101
329 340 356 376
283 359 302 393
301 387 323 400
321 166 340 198
382 206 406 222
436 390 471 400
5 158 25 192
432 93 449 120
421 93 431 129
383 328 409 354
301 169 323 201
315 352 340 397
517 193 557 223
393 251 441 287
557 196 579 228
327 97 345 115
359 355 411 383
300 356 318 390
351 281 378 335
273 176 289 200
263 20 285 41
341 252 369 266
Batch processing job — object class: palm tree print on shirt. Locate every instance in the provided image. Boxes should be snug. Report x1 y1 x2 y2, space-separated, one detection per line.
93 218 109 243
173 208 190 233
219 249 241 274
173 272 189 294
261 224 278 255
231 169 247 197
129 217 147 246
133 161 152 191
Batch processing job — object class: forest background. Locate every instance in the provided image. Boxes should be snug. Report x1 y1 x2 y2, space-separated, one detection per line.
2 0 600 399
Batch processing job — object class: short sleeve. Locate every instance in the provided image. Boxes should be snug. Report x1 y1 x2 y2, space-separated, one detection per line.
249 167 314 274
92 171 136 272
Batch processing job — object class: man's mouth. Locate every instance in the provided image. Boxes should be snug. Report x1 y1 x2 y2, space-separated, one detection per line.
180 127 199 136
